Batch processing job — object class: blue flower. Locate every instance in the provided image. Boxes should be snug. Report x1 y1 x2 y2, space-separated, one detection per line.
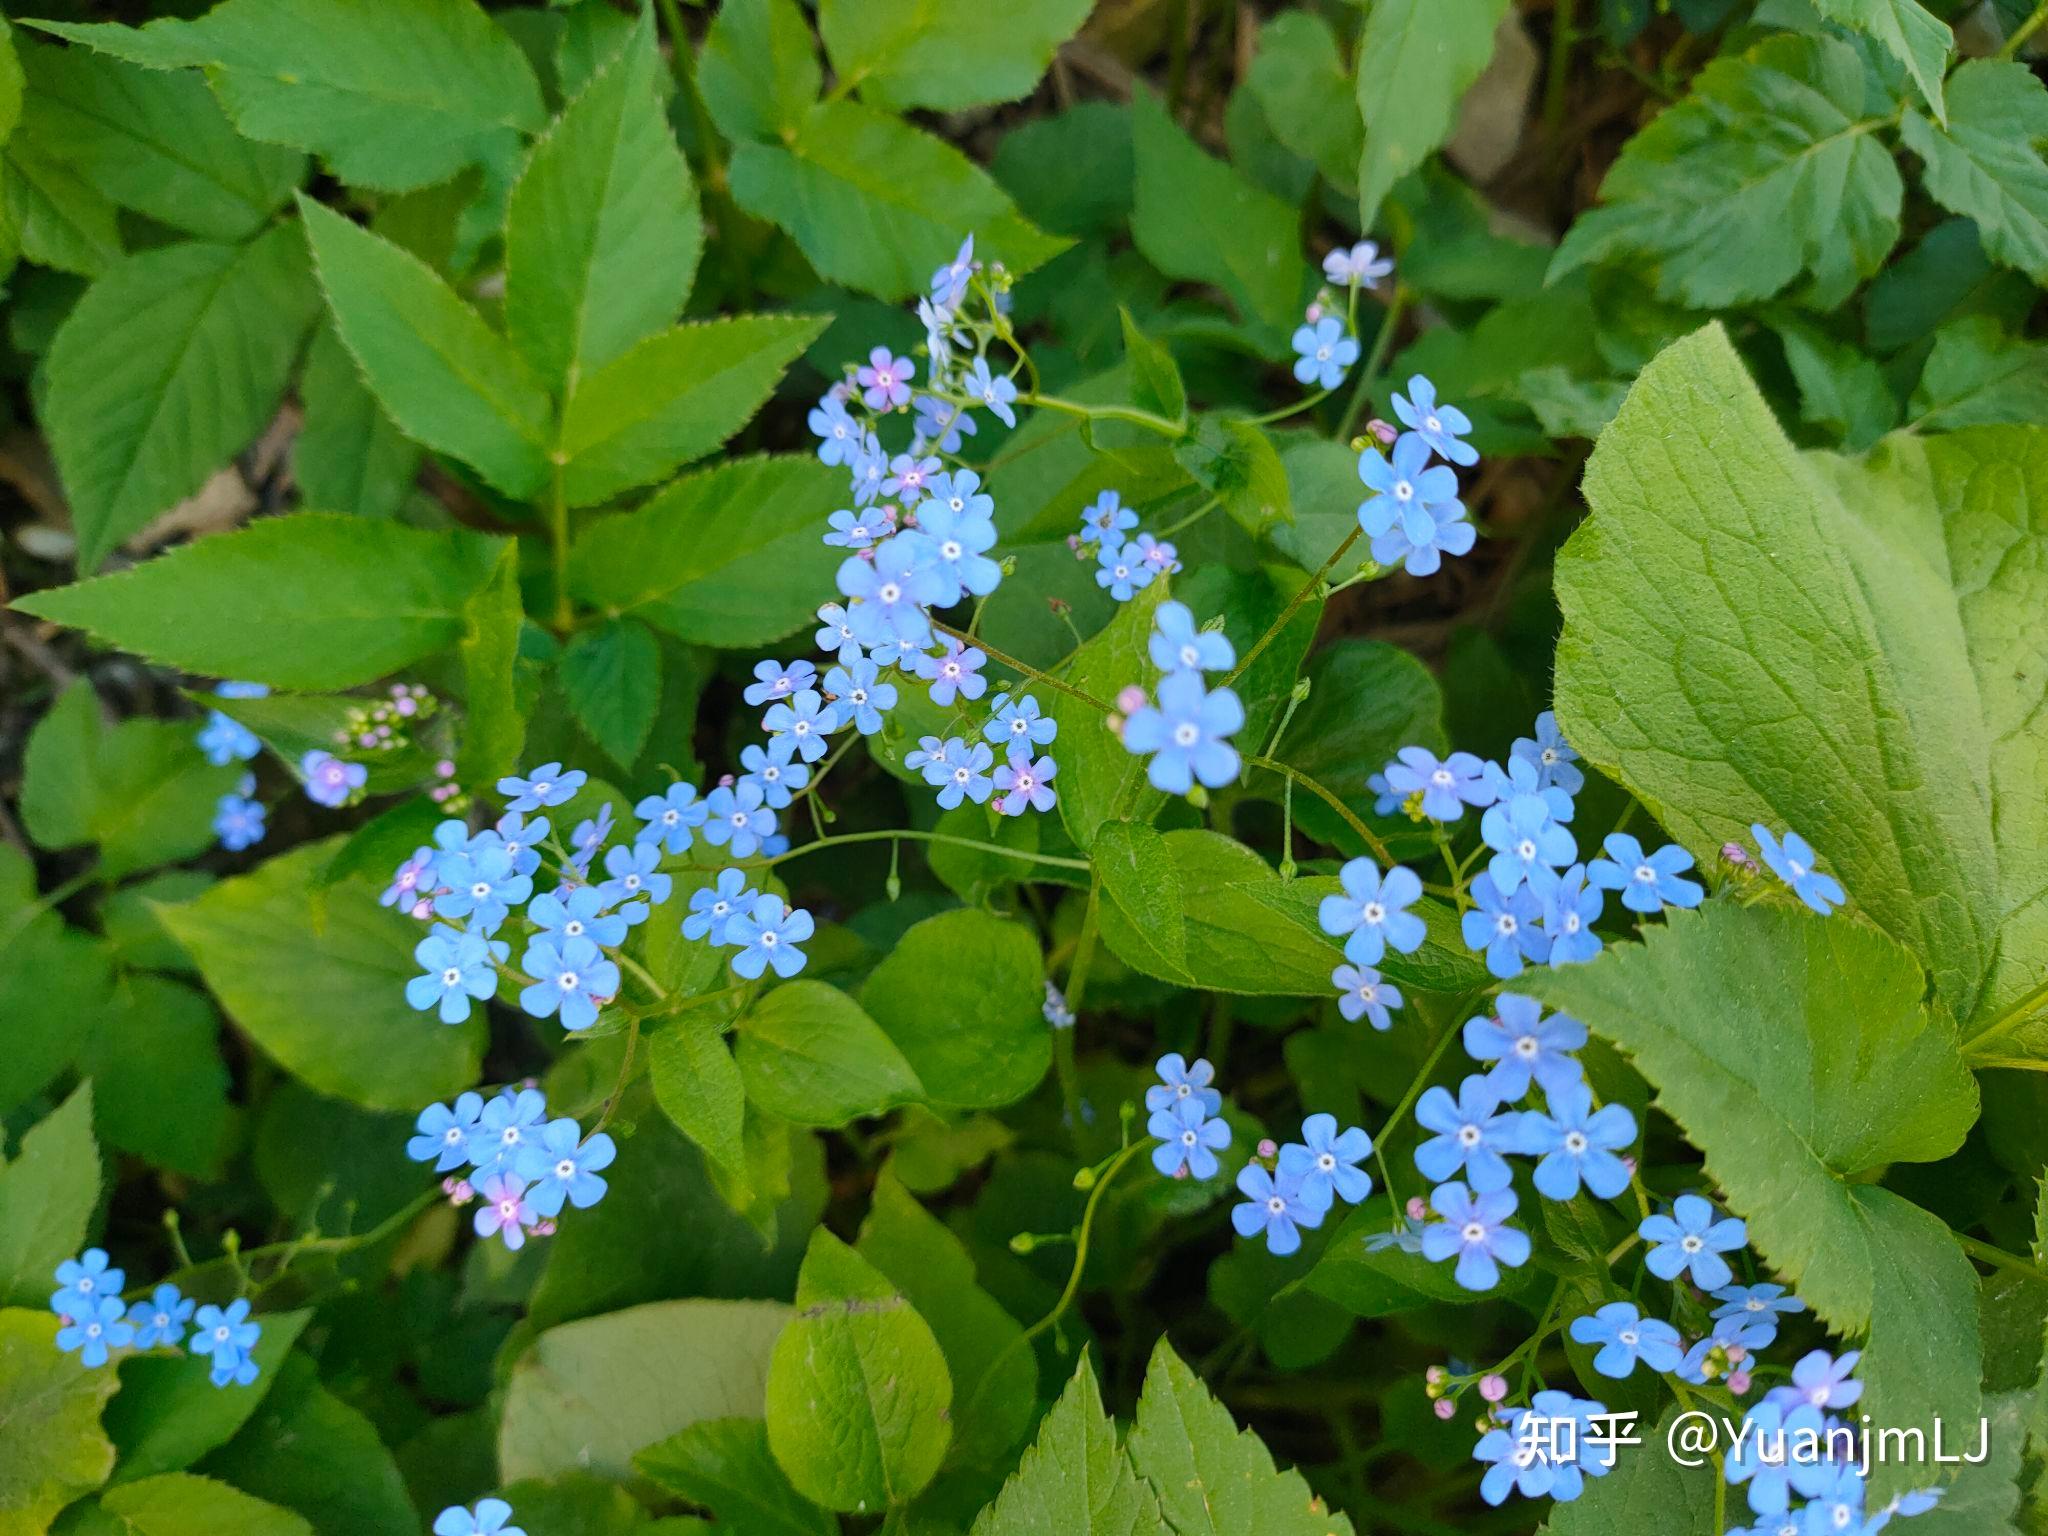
815 603 865 665
1230 1164 1328 1256
1367 771 1401 816
1149 600 1235 674
1384 747 1494 821
1471 1419 1553 1506
848 430 889 505
1512 710 1583 795
474 1173 537 1251
1542 864 1605 966
1480 792 1577 898
1799 1464 1870 1536
1122 672 1243 793
56 1295 132 1367
1462 873 1550 978
963 356 1018 427
740 740 810 809
824 508 887 549
1414 1074 1524 1192
302 750 366 808
52 1249 123 1318
468 1088 548 1174
906 734 948 777
1753 824 1846 915
915 495 1002 602
726 895 814 979
808 393 861 465
406 924 505 1024
199 710 261 766
683 869 759 944
213 793 266 852
994 750 1057 815
1640 1195 1746 1290
933 738 995 808
519 935 618 1031
492 812 549 878
1480 753 1577 825
884 452 940 504
856 346 913 411
407 1091 485 1171
1462 993 1586 1101
1080 490 1138 543
1368 499 1476 577
1132 531 1181 575
382 847 435 912
566 806 609 876
1323 240 1393 288
930 234 975 305
599 842 671 908
1711 1284 1805 1347
635 782 707 854
762 688 838 763
190 1299 260 1385
497 762 586 813
1146 1053 1222 1116
703 781 776 858
1726 1399 1834 1515
1587 833 1703 913
1317 857 1425 965
744 657 817 707
435 845 534 934
985 692 1056 748
126 1284 194 1350
913 395 976 453
1570 1302 1682 1378
1391 375 1479 466
1331 963 1401 1029
1421 1181 1529 1290
1279 1113 1373 1206
1358 432 1462 538
925 468 994 524
1095 540 1156 602
1291 315 1359 388
434 1500 525 1536
838 534 945 651
530 885 631 948
1774 1348 1863 1412
915 640 988 707
824 659 896 735
1520 1080 1635 1201
1149 1098 1231 1179
515 1118 615 1217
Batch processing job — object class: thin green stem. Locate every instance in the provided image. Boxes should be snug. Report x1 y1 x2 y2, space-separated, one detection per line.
1962 973 2048 1056
1156 494 1222 540
1018 391 1186 439
591 1016 643 1138
1023 1141 1144 1346
753 826 1091 874
1958 1232 2048 1286
1224 526 1360 687
2001 0 2048 57
1247 755 1395 864
929 618 1112 713
1336 286 1411 442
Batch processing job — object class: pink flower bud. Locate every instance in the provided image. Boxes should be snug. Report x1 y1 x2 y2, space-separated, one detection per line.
1728 1369 1752 1395
532 1219 557 1237
1478 1374 1508 1403
435 759 457 778
443 1178 473 1205
1722 841 1756 869
1304 302 1324 324
1621 1154 1638 1176
1367 418 1399 446
1433 1398 1457 1420
1256 1138 1278 1160
1425 1365 1446 1388
1406 1196 1429 1221
1117 685 1148 713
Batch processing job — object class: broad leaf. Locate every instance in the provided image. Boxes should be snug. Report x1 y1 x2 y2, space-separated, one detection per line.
0 851 113 1119
559 616 662 770
1174 417 1291 537
97 1473 311 1535
1048 579 1165 851
45 223 318 571
1354 0 1510 229
636 1418 834 1536
734 981 924 1128
0 1309 118 1531
1248 13 1361 191
1535 1407 1717 1535
967 1357 1163 1536
1811 0 1951 121
0 1086 99 1309
697 0 820 145
648 1013 749 1192
294 320 422 518
861 909 1049 1110
1309 1198 1530 1317
13 514 502 690
456 541 528 788
77 978 231 1179
1907 315 2048 431
817 0 1092 113
102 1312 308 1483
1901 60 2048 284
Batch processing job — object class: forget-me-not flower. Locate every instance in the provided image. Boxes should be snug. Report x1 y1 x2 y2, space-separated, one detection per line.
408 1092 486 1171
703 781 776 858
1519 1080 1635 1201
1095 540 1155 602
1640 1195 1746 1290
1462 873 1551 978
740 740 810 809
725 895 814 979
1122 671 1243 793
1462 993 1586 1101
497 762 585 813
519 935 617 1031
1414 1074 1524 1192
1588 833 1704 913
1317 857 1425 965
515 1119 615 1217
1391 376 1479 466
1542 864 1605 966
1278 1114 1372 1206
1231 1164 1328 1256
1421 1181 1529 1291
1147 1054 1222 1116
1149 1097 1231 1179
1331 964 1402 1029
1511 710 1584 795
986 692 1056 748
1570 1302 1683 1378
635 782 707 854
1385 747 1494 821
994 750 1057 815
1149 600 1235 674
824 659 896 735
1291 316 1359 389
406 925 505 1024
1753 824 1845 915
683 868 759 944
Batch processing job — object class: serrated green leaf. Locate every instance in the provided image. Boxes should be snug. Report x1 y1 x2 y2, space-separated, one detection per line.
697 0 819 145
817 0 1091 114
1901 61 2048 285
0 131 123 277
12 514 502 691
294 320 423 518
1773 317 1900 449
967 1356 1163 1536
566 455 844 648
1907 314 2048 431
0 1308 118 1531
558 617 661 770
0 1085 99 1309
1553 323 2001 1022
45 223 319 571
158 840 484 1111
728 99 1068 301
1519 902 1980 1501
101 1311 308 1484
506 16 701 393
1126 1339 1356 1536
1550 33 1903 308
0 851 114 1119
98 1472 312 1535
765 1230 952 1513
1355 0 1511 229
861 909 1049 1110
456 541 528 788
735 981 924 1129
1813 0 1951 116
35 0 545 194
1534 1406 1717 1535
637 1418 834 1536
558 314 827 507
1130 91 1307 340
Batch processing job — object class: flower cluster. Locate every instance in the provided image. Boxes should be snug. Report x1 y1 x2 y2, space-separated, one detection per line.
1287 239 1390 391
1356 375 1480 576
50 1248 260 1388
406 1087 615 1252
1118 601 1244 795
1232 1112 1374 1257
334 683 437 755
1070 489 1182 602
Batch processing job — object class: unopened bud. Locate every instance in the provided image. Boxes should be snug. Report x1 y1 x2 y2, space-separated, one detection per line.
1721 841 1757 870
1009 1232 1037 1255
1425 1365 1447 1390
1405 1196 1429 1221
1117 685 1148 713
1433 1398 1457 1420
1073 1165 1098 1191
1728 1369 1753 1395
1366 418 1399 446
1256 1138 1278 1160
1479 1374 1508 1403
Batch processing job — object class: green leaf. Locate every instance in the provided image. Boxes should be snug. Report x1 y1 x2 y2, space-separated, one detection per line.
0 1309 118 1531
567 456 845 649
1773 317 1899 449
817 0 1091 113
1354 0 1511 229
1049 578 1165 851
0 851 114 1118
765 1229 952 1513
1534 1407 1717 1535
0 1086 99 1309
102 1312 308 1483
967 1356 1163 1536
990 103 1135 240
34 0 545 194
76 977 231 1180
1125 1338 1357 1536
20 681 239 879
1549 34 1903 308
499 1298 791 1484
861 909 1049 1110
856 1172 1034 1474
456 541 528 789
558 314 827 507
559 617 661 770
649 1014 751 1195
1247 13 1361 191
1308 1198 1528 1317
300 197 552 498
157 840 484 1111
294 320 423 518
1811 0 1951 120
1129 91 1307 339
637 1418 833 1536
1902 59 2048 284
97 1473 311 1535
1907 314 2048 432
45 223 319 571
1 130 123 277
12 37 303 241
728 99 1068 302
696 0 820 145
1118 308 1186 425
1553 323 2001 1023
505 16 701 394
1519 902 1981 1500
735 981 924 1129
13 514 502 691
1174 416 1291 537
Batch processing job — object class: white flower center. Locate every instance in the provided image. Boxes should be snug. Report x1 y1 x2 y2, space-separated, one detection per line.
1681 1234 1703 1253
1462 1221 1487 1243
878 582 902 604
1457 1124 1481 1147
1172 722 1199 748
558 970 580 992
1393 480 1414 502
555 1159 575 1180
441 967 461 985
1565 1131 1588 1153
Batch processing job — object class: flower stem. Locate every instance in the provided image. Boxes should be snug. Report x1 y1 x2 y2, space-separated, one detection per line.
929 617 1112 713
1224 526 1360 688
1336 285 1411 442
